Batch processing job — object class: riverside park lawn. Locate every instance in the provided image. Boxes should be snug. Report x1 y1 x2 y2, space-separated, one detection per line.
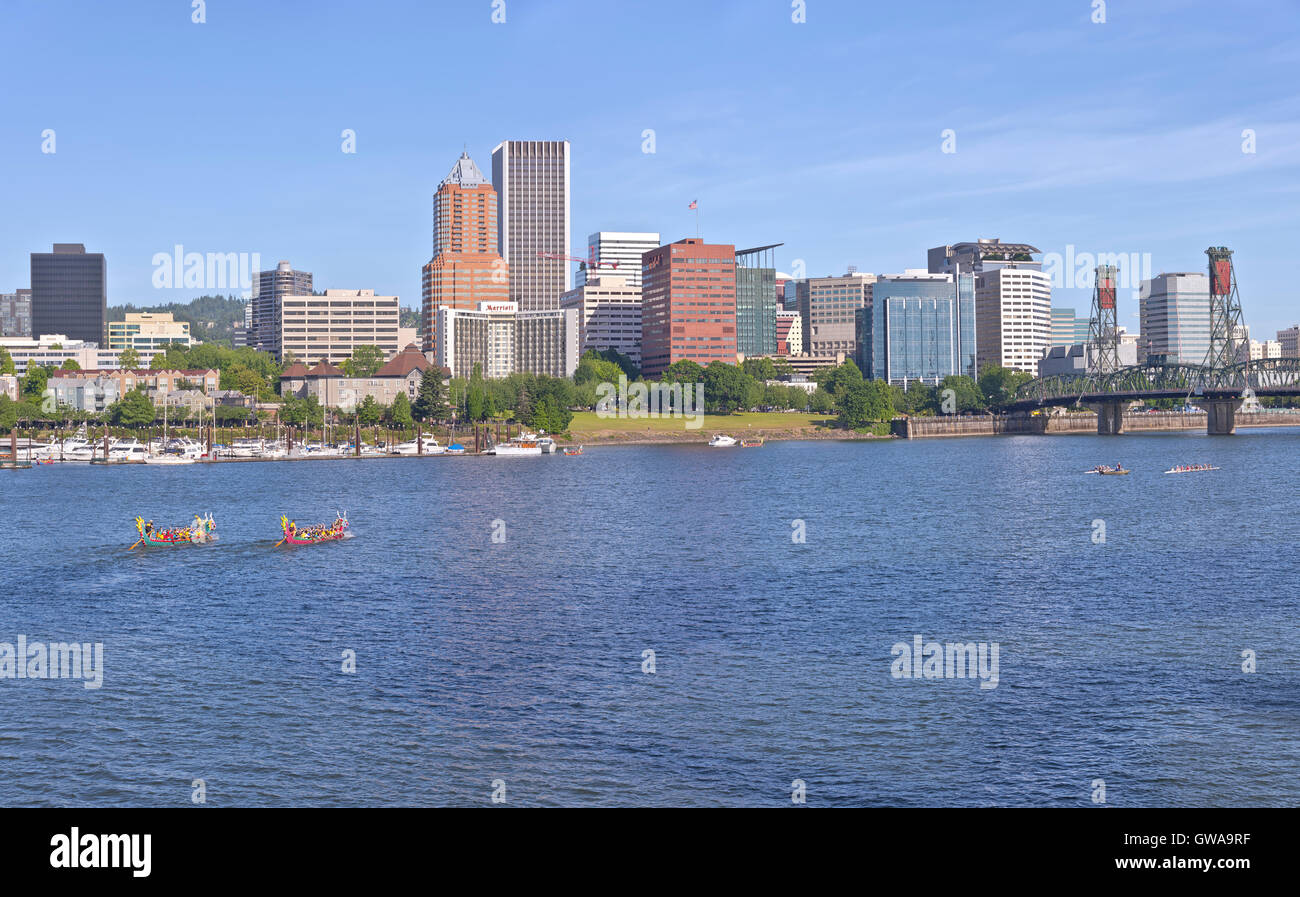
564 411 845 444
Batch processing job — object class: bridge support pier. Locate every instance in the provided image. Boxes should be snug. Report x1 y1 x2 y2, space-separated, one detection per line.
1086 401 1125 435
1205 398 1242 435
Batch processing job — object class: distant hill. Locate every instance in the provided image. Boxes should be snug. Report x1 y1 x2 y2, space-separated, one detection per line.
108 295 246 345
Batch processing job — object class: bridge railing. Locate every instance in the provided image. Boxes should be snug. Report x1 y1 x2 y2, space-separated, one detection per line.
1010 358 1300 407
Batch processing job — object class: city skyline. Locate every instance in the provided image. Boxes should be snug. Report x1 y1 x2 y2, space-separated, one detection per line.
2 1 1298 335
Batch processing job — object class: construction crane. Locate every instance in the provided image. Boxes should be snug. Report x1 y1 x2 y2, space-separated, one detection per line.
535 251 619 270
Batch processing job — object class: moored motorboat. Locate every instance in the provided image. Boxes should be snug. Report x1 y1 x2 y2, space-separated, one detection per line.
708 434 737 447
492 433 543 456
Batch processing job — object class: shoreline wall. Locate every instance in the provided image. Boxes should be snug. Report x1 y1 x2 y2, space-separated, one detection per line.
894 411 1300 438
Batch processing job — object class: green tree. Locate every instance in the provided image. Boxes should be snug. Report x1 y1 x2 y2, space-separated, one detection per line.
837 379 894 429
356 395 384 427
575 351 624 388
0 394 17 433
21 365 49 400
809 387 836 414
937 375 983 413
0 347 15 375
531 396 572 433
117 347 140 369
109 388 157 426
342 344 386 378
389 392 413 428
702 362 754 413
60 358 80 371
977 364 1032 408
412 366 448 422
660 359 704 385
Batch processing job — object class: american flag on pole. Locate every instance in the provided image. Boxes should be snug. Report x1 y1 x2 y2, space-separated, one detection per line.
688 199 697 209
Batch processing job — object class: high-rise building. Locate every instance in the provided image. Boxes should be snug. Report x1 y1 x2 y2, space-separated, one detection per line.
108 312 194 352
640 237 737 378
800 272 875 357
928 238 1042 276
975 266 1052 375
857 270 976 384
776 310 802 356
579 232 659 288
774 279 795 310
421 151 509 357
1050 307 1092 347
251 261 312 358
30 244 106 345
437 301 578 379
492 140 571 311
560 274 643 366
278 289 400 366
735 244 780 359
0 289 32 337
1138 272 1211 366
1276 325 1299 358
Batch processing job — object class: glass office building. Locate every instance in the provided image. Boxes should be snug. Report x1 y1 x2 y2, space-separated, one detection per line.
734 243 780 358
30 244 106 345
858 271 975 384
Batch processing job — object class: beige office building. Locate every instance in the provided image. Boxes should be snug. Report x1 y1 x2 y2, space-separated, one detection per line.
278 289 400 366
108 312 194 352
975 267 1052 375
559 274 642 366
800 272 876 356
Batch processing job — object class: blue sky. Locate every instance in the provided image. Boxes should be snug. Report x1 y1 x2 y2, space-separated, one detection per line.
2 0 1298 335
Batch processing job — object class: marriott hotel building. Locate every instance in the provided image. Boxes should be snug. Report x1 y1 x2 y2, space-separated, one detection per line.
437 301 578 380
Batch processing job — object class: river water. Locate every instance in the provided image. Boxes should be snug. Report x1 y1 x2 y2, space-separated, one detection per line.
1 431 1297 806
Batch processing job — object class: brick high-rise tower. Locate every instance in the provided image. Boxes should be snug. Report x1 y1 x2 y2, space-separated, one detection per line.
421 152 509 356
640 237 737 378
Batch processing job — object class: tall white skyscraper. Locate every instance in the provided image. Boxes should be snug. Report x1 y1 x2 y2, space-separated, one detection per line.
491 140 571 311
578 232 660 287
974 266 1052 375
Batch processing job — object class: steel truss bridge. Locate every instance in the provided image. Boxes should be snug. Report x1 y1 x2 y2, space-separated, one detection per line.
1008 358 1300 434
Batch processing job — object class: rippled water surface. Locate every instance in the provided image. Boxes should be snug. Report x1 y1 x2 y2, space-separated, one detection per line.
2 430 1298 806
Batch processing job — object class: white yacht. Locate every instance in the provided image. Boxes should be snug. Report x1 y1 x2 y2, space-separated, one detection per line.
492 433 543 456
391 434 444 455
104 439 149 463
708 434 737 447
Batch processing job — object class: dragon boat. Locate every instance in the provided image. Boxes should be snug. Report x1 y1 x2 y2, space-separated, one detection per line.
277 512 349 547
130 514 217 549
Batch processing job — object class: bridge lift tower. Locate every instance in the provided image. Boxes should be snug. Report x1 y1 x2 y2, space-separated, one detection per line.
1089 264 1121 376
1084 264 1127 434
1202 247 1248 434
1203 247 1245 371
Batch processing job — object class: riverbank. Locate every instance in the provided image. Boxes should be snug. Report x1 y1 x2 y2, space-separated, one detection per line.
563 410 893 445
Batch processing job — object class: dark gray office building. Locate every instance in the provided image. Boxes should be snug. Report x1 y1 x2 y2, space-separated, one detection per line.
30 244 107 345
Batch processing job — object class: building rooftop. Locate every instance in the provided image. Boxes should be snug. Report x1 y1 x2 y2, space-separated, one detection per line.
441 151 489 189
305 360 344 378
375 344 430 378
